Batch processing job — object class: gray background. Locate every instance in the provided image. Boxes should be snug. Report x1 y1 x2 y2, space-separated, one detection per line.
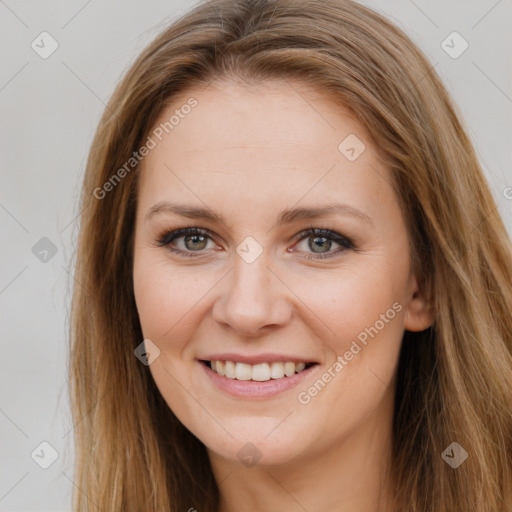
0 0 510 510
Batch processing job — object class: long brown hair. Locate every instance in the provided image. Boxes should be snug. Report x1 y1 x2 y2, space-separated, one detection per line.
68 0 512 510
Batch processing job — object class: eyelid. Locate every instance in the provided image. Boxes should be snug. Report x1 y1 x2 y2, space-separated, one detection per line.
155 225 355 259
291 226 354 247
156 226 213 246
156 226 220 258
289 227 355 260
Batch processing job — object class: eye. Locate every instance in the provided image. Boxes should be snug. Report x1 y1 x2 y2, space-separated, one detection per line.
155 225 355 260
291 227 354 260
156 227 218 257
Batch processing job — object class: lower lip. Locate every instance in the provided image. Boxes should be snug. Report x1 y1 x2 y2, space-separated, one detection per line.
199 361 318 399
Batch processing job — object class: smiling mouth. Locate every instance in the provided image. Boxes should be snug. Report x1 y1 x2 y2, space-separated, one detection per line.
200 360 317 381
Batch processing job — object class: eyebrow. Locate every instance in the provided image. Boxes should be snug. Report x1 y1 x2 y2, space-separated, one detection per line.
144 201 373 227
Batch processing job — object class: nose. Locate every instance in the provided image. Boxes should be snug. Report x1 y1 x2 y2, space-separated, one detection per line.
212 252 293 337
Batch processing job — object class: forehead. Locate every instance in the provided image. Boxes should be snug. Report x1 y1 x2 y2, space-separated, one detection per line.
137 78 392 216
148 78 370 158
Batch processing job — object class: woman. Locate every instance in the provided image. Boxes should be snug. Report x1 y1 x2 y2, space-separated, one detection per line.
69 0 512 510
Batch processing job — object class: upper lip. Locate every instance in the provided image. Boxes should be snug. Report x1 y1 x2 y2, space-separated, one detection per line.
198 353 318 365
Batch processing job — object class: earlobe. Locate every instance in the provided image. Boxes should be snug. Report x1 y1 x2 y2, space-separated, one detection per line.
403 277 434 332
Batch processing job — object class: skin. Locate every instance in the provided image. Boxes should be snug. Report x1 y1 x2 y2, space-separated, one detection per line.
132 78 432 512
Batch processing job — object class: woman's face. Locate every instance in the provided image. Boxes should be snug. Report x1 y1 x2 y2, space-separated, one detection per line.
132 79 431 467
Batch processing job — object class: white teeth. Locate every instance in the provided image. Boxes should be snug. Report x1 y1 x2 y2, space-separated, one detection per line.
235 363 252 381
295 362 306 372
224 360 236 379
284 362 296 377
216 360 226 376
270 362 285 379
252 363 271 381
209 360 310 380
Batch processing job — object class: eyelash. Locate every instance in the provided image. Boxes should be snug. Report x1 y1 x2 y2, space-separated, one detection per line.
155 225 355 260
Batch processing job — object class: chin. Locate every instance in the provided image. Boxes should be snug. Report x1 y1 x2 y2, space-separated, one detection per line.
204 430 309 468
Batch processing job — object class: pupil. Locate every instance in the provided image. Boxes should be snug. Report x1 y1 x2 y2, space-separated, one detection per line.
185 234 207 250
309 236 331 253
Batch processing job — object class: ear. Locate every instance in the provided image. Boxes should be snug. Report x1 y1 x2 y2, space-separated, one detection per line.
403 274 434 332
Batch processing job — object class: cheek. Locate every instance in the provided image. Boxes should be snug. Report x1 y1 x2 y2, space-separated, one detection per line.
133 253 207 343
290 258 407 420
133 255 207 414
292 258 406 351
